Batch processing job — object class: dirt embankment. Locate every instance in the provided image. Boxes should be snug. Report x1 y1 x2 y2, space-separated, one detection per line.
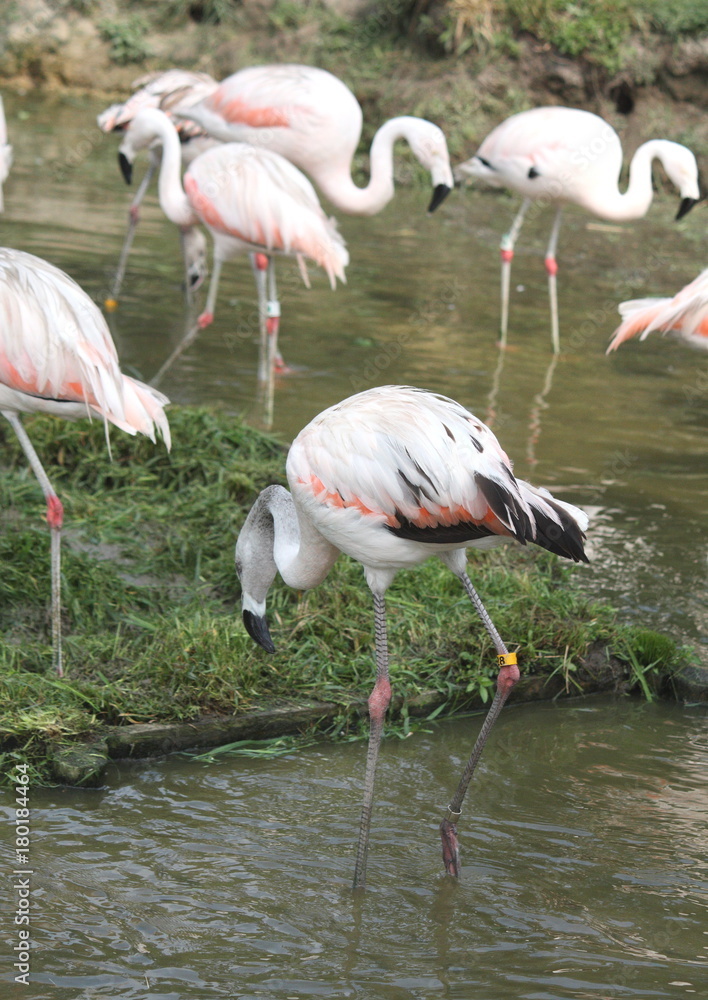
2 4 708 158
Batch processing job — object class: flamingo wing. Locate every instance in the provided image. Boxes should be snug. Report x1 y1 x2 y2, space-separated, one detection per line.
288 386 587 559
183 65 363 174
608 269 708 351
185 145 348 283
0 248 171 445
197 64 347 136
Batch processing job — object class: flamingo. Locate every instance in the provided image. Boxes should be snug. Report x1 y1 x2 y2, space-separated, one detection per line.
0 247 171 677
98 69 220 307
179 63 454 216
607 268 708 352
117 108 348 397
455 106 701 353
235 384 589 887
0 94 12 212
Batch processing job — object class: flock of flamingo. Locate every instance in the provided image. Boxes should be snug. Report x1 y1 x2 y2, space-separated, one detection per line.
0 64 705 889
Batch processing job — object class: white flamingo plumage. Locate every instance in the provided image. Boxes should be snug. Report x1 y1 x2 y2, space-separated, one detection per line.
0 95 13 213
607 268 708 352
235 384 589 887
455 106 701 352
98 70 220 306
118 107 348 389
0 247 171 677
179 63 454 216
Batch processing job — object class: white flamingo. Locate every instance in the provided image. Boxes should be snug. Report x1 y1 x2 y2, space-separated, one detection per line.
98 69 220 307
455 106 701 352
0 247 171 676
180 63 454 215
236 384 589 887
118 108 348 397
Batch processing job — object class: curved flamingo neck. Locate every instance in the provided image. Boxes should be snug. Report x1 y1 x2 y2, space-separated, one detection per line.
259 485 339 591
583 140 668 221
146 112 197 228
315 117 416 216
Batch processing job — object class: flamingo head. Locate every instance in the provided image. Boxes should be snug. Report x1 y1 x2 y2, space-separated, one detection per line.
181 225 208 290
657 140 702 220
117 108 175 185
402 119 454 213
235 486 284 655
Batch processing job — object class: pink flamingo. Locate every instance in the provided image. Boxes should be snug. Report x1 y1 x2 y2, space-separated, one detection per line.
455 106 701 352
0 95 12 212
607 268 708 352
0 247 171 676
98 70 220 307
117 108 348 396
235 384 589 887
180 63 454 215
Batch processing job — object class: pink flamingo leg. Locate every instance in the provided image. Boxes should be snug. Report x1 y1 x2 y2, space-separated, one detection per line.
252 253 270 384
499 197 531 347
353 592 392 890
266 260 288 374
545 207 563 354
4 412 65 676
439 570 519 877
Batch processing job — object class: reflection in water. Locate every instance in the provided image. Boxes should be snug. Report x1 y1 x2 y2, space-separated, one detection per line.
484 348 560 470
484 343 506 429
526 352 559 467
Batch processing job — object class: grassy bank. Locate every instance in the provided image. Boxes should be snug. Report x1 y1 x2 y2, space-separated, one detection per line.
0 407 688 785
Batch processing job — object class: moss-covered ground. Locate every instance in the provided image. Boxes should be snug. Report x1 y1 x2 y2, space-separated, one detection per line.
0 407 690 785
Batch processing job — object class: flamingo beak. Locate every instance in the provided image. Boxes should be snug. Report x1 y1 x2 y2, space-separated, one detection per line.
118 152 133 185
428 183 452 213
676 196 697 220
243 609 275 653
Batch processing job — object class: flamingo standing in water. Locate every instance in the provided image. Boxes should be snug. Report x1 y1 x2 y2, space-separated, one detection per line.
455 106 701 352
118 108 348 397
235 384 589 887
179 63 454 215
607 268 708 352
0 247 171 677
98 69 220 306
0 95 12 212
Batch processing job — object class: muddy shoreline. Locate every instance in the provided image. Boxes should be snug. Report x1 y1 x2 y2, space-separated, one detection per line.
48 645 708 787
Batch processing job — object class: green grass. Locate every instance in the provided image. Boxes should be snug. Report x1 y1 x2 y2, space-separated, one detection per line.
0 406 683 785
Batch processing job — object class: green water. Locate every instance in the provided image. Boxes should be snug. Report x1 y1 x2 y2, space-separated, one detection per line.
0 92 707 1000
2 698 707 999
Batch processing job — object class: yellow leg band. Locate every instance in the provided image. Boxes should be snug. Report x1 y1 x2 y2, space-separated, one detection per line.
497 652 518 668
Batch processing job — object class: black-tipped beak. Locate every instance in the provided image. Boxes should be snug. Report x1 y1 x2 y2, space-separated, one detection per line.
118 151 133 185
428 183 452 213
243 609 275 653
676 196 697 221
